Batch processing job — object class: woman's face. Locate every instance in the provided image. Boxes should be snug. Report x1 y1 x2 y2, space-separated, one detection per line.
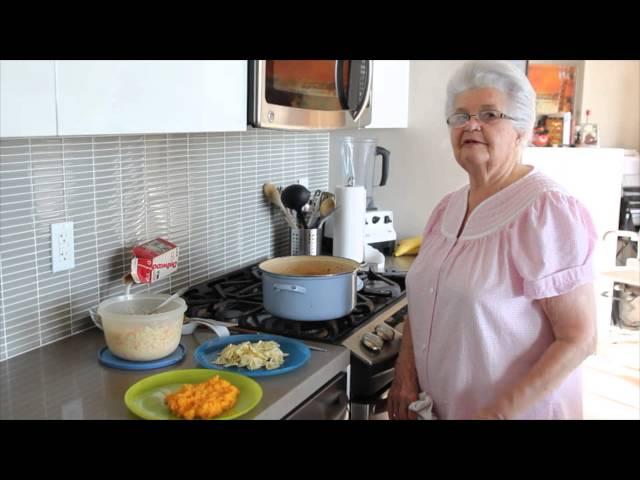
449 87 521 172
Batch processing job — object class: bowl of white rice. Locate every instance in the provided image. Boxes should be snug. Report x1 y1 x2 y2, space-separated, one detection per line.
96 294 187 361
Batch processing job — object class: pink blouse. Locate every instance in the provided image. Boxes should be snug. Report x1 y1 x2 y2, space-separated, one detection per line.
406 167 597 419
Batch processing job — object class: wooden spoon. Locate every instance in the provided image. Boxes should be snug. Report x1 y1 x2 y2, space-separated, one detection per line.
263 183 297 228
317 195 337 228
319 195 336 218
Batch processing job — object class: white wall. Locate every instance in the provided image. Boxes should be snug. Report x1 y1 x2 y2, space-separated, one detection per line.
330 61 469 239
581 60 640 150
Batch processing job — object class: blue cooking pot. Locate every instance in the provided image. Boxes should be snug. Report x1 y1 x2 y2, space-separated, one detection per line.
259 256 361 321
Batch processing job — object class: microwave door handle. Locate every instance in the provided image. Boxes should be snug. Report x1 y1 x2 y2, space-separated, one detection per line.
346 60 363 112
351 60 373 123
335 60 348 109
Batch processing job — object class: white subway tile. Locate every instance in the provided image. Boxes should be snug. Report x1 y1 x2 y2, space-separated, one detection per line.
0 130 328 360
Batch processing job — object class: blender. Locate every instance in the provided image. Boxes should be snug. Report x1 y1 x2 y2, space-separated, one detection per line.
342 136 389 209
326 136 397 269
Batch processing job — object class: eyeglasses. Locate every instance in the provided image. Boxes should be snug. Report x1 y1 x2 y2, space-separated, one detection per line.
446 110 518 128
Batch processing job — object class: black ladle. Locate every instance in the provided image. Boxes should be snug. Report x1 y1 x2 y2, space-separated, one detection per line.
281 184 311 229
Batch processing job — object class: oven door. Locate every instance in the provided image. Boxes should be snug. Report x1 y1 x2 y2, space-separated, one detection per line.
249 60 372 130
284 372 349 420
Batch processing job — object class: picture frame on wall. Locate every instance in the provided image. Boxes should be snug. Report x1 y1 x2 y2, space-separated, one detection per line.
576 122 599 147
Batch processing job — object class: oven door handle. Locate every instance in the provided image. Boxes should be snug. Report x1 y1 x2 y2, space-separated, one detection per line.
351 60 373 123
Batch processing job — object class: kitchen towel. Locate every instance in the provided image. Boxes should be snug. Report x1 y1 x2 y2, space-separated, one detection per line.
408 392 438 420
333 185 366 263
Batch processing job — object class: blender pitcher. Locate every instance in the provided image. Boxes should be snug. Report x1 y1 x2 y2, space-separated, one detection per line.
341 136 390 210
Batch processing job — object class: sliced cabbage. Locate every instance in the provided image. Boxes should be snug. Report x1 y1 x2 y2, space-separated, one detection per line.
214 340 289 370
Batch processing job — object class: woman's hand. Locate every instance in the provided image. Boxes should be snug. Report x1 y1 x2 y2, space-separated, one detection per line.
387 361 420 420
387 321 419 420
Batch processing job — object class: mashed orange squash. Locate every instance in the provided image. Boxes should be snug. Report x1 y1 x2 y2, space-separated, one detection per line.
165 375 240 420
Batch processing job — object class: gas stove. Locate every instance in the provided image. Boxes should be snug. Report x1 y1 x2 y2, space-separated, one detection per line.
183 264 407 362
182 262 408 419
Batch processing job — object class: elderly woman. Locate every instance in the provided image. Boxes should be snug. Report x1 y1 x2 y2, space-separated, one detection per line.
388 61 598 420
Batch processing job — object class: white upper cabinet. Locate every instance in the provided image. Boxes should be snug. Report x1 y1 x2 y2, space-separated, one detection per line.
55 60 247 136
366 60 410 129
0 61 57 137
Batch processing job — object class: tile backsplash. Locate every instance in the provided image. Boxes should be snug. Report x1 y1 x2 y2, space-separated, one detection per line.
0 130 329 362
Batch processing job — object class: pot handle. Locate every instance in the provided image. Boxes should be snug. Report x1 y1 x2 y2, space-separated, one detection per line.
273 284 307 294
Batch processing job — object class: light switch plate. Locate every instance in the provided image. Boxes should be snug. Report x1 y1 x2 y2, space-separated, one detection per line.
51 221 75 272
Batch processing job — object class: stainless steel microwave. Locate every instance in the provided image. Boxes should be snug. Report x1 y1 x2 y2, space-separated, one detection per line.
248 60 372 130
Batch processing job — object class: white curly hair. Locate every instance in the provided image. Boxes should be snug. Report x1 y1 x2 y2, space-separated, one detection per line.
445 61 537 142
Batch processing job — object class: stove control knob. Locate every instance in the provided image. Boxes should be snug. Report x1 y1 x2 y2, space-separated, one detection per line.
371 216 380 224
384 215 392 224
375 323 395 341
362 332 384 352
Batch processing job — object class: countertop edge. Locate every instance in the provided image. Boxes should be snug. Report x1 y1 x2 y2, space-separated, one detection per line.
252 348 351 420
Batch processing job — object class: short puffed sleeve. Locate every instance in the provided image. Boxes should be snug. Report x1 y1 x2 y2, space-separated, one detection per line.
510 190 597 299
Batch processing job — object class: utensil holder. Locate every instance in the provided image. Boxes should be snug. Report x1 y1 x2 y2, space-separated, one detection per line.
290 227 323 256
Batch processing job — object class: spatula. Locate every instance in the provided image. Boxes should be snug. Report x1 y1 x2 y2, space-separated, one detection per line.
147 287 188 315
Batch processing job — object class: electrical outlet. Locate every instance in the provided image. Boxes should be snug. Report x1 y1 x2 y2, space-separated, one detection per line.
51 222 75 272
297 177 309 188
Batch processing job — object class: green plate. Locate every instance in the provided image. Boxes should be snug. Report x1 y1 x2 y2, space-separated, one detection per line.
124 369 263 420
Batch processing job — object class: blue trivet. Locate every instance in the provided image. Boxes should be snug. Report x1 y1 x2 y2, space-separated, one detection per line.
98 344 186 370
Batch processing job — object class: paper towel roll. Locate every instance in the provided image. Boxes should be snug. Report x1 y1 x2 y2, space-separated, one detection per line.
333 185 366 263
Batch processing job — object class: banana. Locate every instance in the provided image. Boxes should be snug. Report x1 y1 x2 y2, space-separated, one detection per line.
394 235 422 257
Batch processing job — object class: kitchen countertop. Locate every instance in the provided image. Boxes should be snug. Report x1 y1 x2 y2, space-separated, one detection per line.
383 254 415 275
0 328 350 420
